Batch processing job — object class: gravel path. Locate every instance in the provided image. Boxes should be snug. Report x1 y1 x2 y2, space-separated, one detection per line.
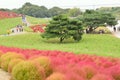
0 69 11 80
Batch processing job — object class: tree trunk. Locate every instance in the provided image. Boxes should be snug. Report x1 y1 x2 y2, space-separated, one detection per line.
88 27 93 33
60 37 64 43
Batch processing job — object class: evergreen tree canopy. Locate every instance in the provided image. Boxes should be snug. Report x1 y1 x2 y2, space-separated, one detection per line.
41 14 83 42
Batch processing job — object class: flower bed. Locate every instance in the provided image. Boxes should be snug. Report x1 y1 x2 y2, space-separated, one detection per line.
0 46 120 80
30 24 46 33
0 11 20 19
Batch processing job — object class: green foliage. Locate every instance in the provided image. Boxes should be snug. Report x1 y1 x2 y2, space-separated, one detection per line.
79 10 117 33
12 61 45 80
68 8 82 17
96 7 120 19
0 52 25 71
11 2 69 18
41 14 83 42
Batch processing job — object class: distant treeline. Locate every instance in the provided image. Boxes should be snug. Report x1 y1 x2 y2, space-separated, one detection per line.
96 7 120 19
0 2 120 19
0 2 82 18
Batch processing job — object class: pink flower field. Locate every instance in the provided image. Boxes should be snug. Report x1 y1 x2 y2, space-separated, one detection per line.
0 46 120 80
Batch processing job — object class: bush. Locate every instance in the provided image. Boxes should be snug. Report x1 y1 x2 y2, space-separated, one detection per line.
8 59 24 73
46 72 66 80
0 50 4 56
32 56 53 77
0 52 25 71
12 61 45 80
94 26 111 34
81 65 97 80
91 74 114 80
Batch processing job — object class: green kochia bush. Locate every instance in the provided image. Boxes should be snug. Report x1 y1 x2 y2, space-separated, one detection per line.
32 56 53 77
8 59 24 73
0 52 25 71
12 61 45 80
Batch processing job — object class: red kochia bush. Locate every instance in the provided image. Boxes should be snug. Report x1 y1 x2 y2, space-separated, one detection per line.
81 65 97 79
91 74 114 80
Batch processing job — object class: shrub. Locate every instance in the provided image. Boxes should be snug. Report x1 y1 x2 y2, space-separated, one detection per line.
0 52 25 71
46 72 66 80
32 56 53 77
110 66 120 80
0 50 4 66
8 59 24 73
81 65 97 80
94 26 111 34
91 74 114 80
0 50 4 56
12 61 45 80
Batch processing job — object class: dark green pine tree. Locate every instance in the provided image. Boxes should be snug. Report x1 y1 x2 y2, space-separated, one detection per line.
41 14 83 42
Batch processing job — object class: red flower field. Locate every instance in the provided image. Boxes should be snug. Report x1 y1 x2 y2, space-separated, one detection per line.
0 46 120 80
0 11 20 19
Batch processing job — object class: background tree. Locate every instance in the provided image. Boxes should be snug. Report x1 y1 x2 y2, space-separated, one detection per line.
68 8 82 17
41 14 83 42
80 10 117 33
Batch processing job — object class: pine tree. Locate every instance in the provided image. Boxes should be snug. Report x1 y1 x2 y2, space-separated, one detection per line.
41 14 83 42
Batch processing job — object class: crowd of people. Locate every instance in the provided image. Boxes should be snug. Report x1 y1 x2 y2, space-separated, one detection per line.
7 25 23 35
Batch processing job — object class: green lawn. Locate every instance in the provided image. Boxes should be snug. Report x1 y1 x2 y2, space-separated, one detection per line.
0 33 120 57
27 16 50 25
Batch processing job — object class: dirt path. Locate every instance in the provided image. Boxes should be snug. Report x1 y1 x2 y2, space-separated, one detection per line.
0 32 28 37
0 69 11 80
107 26 120 38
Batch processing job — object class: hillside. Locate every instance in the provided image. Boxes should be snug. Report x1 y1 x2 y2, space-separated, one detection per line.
0 16 49 34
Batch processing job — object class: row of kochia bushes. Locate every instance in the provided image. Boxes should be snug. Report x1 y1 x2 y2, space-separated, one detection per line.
0 46 120 80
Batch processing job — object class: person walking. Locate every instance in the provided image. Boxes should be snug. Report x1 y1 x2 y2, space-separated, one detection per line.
113 26 116 32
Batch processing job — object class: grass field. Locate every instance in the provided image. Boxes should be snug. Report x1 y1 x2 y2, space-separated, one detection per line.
0 33 120 57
